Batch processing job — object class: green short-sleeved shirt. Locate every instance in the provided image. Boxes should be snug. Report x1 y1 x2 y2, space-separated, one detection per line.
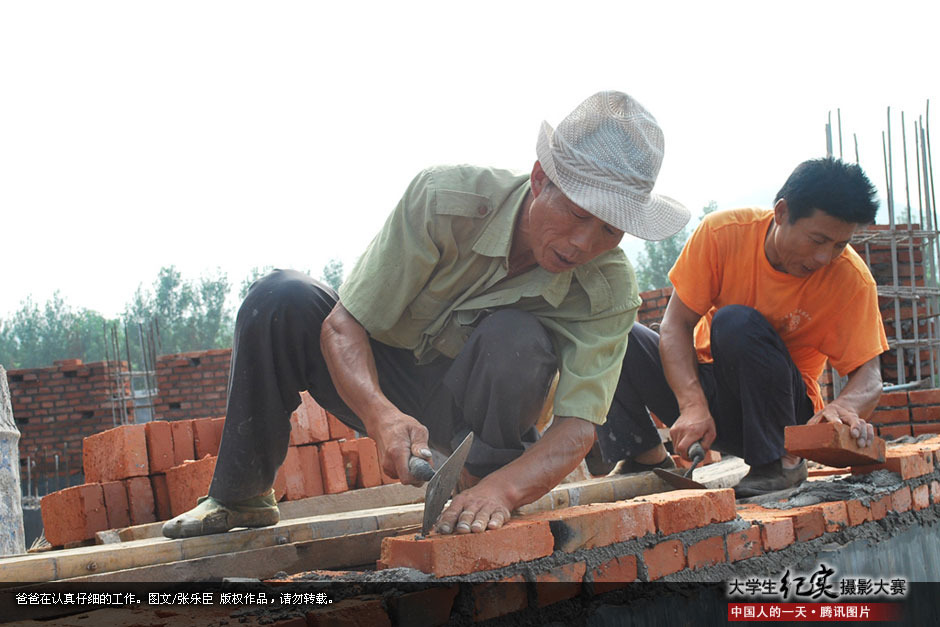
339 164 641 424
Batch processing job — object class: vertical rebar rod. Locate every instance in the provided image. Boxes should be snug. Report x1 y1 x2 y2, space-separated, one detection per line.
123 320 134 425
885 123 905 383
826 113 833 157
54 454 59 492
838 108 843 160
901 113 922 382
918 120 938 383
854 133 860 164
926 102 938 384
103 322 116 428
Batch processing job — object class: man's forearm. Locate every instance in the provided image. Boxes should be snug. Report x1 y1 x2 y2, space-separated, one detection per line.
319 303 396 433
659 315 708 412
831 356 882 419
478 415 595 510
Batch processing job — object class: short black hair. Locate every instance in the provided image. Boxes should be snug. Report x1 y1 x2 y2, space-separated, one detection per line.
774 157 879 224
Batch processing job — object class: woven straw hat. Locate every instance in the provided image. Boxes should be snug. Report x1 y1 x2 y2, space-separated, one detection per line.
536 91 689 241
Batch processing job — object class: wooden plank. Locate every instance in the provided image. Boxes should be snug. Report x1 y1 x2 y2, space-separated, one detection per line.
109 482 425 543
62 525 419 582
0 503 423 583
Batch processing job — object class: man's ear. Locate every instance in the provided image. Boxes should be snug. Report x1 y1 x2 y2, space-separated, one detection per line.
773 198 789 225
530 161 550 197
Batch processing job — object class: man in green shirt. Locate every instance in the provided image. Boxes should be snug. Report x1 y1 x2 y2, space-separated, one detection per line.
163 91 688 539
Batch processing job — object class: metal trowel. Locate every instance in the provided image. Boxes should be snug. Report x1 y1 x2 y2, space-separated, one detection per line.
407 431 474 535
653 441 707 490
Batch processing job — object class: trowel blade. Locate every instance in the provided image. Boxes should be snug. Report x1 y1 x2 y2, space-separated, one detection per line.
653 467 706 490
422 431 474 535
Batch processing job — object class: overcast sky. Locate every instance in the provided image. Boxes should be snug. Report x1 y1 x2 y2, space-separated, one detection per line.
0 1 936 320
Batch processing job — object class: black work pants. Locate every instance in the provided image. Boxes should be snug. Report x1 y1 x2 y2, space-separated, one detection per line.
209 269 556 503
596 305 815 467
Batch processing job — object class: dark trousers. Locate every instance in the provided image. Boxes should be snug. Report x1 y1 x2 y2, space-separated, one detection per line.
209 269 556 503
596 305 815 467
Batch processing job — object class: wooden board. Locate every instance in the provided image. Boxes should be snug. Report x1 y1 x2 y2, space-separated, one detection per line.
105 482 425 543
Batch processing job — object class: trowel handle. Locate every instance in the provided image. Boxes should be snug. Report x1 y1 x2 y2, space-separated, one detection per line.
408 456 435 482
688 441 705 464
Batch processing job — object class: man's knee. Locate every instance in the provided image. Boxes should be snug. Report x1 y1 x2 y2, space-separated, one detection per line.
711 305 776 356
237 269 335 326
472 309 556 387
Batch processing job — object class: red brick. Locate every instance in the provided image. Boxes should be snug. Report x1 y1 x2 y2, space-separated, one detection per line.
845 500 872 526
339 440 360 488
931 480 940 505
388 586 458 627
380 520 554 577
101 480 130 529
912 406 940 422
83 424 149 483
170 419 196 465
326 412 357 441
290 393 331 445
736 507 795 551
40 483 109 546
282 446 306 501
879 424 912 439
913 423 940 436
319 440 349 494
909 389 940 405
526 501 655 552
165 456 217 516
305 596 390 627
297 444 324 498
727 526 763 562
877 391 909 408
852 446 934 479
870 494 892 520
535 561 586 606
355 438 383 488
151 474 172 520
636 489 735 535
125 476 156 525
193 418 223 459
869 408 911 424
592 555 638 591
807 466 850 477
912 484 930 510
145 421 175 473
785 422 886 466
472 575 527 622
675 450 722 468
890 486 912 513
643 539 686 580
686 536 725 570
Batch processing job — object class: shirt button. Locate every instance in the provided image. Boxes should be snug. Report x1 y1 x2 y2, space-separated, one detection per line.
478 206 488 215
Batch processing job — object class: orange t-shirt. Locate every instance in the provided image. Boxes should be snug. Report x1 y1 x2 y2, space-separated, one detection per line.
668 208 889 412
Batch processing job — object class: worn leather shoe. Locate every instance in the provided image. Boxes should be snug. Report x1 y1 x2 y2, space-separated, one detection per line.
734 459 808 498
161 489 279 539
608 454 677 476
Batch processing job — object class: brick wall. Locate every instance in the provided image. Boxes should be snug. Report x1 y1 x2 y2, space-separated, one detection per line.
6 359 132 489
153 349 231 422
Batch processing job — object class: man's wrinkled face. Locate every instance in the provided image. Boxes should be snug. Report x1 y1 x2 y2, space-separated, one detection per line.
767 203 861 277
526 182 625 273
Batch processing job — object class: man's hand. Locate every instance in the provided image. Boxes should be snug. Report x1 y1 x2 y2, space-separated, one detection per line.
808 401 875 448
435 479 513 534
669 405 717 459
370 411 433 486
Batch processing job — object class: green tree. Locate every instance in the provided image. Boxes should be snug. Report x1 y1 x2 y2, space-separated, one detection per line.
320 258 344 291
633 201 718 292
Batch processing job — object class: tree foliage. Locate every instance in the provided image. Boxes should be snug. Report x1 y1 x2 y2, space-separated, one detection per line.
633 201 718 292
0 259 347 369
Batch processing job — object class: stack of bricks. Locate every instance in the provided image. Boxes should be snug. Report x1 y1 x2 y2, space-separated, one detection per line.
153 349 232 422
6 359 133 482
869 388 940 439
39 392 394 547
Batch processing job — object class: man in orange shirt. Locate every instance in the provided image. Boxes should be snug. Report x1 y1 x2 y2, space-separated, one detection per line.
597 157 888 496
